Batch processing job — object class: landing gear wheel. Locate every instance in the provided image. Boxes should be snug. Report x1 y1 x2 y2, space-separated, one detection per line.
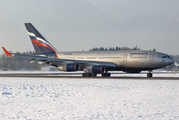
92 73 97 77
82 73 97 77
147 73 153 77
102 73 111 77
86 73 92 77
82 73 86 77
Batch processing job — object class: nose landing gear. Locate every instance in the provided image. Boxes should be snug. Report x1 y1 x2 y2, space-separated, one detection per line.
147 71 153 77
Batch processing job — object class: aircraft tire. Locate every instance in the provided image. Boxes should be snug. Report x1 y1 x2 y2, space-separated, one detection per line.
102 73 111 77
82 73 97 77
82 73 86 77
92 73 97 77
87 73 92 77
147 73 153 77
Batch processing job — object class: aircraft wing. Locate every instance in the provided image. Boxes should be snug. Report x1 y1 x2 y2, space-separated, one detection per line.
14 54 116 67
2 47 116 68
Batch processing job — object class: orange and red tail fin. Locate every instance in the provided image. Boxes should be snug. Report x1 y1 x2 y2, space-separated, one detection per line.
2 47 12 56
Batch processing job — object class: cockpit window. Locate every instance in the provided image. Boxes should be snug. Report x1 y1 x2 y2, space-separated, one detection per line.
162 55 170 58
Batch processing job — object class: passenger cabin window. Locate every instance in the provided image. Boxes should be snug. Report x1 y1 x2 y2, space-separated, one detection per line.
86 57 97 59
98 57 122 59
77 57 85 59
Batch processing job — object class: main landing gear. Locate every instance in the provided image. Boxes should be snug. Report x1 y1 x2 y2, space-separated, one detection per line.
147 71 153 77
82 72 111 77
82 73 97 77
101 73 111 77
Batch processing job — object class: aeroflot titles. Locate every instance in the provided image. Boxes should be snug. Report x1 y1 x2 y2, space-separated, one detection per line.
130 53 148 55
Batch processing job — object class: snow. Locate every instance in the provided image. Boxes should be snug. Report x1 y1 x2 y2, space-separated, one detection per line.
0 75 179 119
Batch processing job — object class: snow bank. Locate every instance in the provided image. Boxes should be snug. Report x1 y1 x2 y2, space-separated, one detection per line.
0 78 179 119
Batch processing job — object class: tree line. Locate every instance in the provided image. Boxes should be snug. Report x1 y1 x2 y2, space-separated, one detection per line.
89 46 156 51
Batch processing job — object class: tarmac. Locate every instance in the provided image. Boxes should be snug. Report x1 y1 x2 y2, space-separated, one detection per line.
0 72 179 80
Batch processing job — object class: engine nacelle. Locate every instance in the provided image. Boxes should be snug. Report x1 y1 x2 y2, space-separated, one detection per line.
58 63 79 72
83 65 104 73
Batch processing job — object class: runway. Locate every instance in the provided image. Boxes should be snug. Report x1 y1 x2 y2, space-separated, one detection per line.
0 75 179 80
0 72 179 80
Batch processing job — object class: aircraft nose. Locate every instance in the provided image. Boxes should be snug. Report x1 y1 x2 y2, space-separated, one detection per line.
167 58 175 65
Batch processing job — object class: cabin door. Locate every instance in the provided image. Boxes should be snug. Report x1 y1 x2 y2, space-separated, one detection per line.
123 54 128 62
149 54 154 61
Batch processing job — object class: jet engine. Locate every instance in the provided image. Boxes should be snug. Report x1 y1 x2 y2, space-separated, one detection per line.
58 63 79 72
83 65 104 73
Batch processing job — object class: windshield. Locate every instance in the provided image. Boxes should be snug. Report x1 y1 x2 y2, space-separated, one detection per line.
162 55 170 58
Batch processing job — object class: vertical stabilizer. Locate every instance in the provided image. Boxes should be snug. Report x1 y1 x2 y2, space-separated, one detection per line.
24 23 58 57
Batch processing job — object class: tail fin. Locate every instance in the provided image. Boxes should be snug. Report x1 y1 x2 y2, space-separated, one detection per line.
24 23 58 58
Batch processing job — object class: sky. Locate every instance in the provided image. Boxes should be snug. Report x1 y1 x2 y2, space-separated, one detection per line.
0 0 178 55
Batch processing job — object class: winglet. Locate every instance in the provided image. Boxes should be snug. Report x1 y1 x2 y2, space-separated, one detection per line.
2 47 12 56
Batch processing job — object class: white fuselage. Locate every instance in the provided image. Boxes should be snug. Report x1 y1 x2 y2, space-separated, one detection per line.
56 50 174 71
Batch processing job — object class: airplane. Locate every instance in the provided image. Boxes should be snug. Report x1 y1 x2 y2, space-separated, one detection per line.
2 23 174 77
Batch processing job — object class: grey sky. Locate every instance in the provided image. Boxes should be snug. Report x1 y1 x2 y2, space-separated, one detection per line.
0 0 178 55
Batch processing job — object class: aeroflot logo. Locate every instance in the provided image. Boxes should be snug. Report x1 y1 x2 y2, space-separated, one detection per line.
130 53 148 55
28 32 55 50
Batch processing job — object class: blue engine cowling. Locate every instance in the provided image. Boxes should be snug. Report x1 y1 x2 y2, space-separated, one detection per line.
84 65 104 73
92 65 104 73
66 63 79 71
58 63 79 72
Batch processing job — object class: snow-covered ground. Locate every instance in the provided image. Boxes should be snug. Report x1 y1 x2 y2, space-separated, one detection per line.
0 76 179 120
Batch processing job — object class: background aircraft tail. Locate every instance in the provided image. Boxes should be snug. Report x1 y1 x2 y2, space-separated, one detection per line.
25 23 58 57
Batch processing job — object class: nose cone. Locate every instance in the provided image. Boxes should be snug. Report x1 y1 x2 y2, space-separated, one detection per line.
166 58 175 65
